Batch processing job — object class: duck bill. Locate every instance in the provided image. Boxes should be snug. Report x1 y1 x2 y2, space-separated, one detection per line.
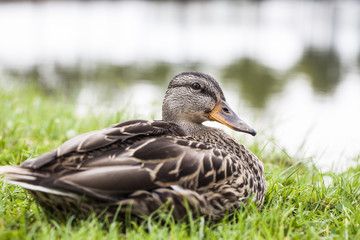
208 100 257 136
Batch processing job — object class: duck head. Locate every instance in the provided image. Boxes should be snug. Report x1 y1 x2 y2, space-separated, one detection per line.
162 72 256 136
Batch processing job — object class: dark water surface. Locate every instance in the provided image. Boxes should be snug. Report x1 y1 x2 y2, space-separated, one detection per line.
0 0 359 171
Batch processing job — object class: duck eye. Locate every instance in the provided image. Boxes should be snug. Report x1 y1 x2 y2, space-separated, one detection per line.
191 82 201 90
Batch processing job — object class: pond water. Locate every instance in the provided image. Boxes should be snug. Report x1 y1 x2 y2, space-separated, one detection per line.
0 0 359 171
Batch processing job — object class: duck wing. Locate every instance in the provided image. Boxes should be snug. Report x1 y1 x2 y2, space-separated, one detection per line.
3 120 230 202
21 119 186 169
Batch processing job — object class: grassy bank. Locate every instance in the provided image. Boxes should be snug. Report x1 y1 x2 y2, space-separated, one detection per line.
0 83 359 239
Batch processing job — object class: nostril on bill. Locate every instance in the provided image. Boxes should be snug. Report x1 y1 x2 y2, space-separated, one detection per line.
223 107 230 114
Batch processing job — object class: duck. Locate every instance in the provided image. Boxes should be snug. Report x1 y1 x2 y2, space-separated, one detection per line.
0 72 266 221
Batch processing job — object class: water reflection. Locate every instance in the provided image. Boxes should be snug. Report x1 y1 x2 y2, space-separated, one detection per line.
0 48 355 110
293 48 342 95
222 58 285 109
5 62 176 96
5 59 286 110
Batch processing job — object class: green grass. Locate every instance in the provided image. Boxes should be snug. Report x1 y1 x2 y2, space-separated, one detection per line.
1 82 360 239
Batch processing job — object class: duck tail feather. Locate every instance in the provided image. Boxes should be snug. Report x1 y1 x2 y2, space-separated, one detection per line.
0 166 38 181
0 166 80 199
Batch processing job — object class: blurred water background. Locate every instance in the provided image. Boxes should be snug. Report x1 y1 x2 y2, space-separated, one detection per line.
0 0 359 171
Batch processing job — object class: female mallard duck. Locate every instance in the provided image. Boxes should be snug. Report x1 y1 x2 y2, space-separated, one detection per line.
0 72 266 221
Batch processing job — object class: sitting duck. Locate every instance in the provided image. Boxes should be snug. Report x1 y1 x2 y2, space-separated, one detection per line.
0 72 266 221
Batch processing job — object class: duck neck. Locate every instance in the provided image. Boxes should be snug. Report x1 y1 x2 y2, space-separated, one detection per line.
162 105 209 135
162 116 206 136
172 120 210 135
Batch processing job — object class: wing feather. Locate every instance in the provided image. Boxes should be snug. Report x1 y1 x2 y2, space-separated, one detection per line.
54 166 155 201
21 120 185 169
48 137 228 199
16 120 235 202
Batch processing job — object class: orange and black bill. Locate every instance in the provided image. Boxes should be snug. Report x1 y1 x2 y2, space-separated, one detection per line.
207 100 257 136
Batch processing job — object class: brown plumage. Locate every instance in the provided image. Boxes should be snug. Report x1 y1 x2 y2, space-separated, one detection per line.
0 72 266 221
